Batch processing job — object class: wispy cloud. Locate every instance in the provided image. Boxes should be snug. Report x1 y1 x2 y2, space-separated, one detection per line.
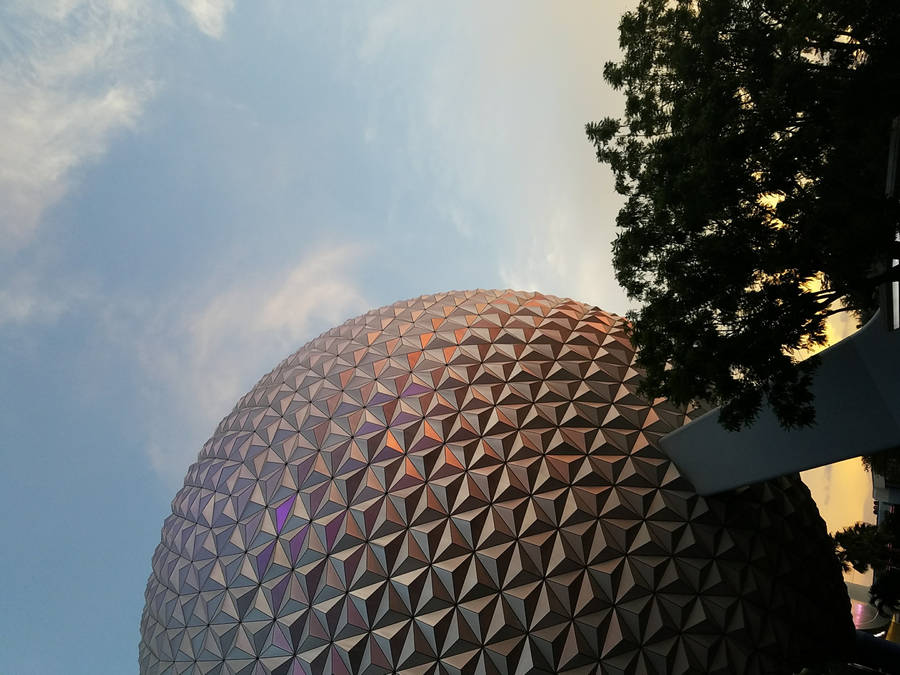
176 0 235 39
356 0 415 64
0 0 157 250
119 245 369 484
344 2 633 312
0 269 93 326
0 0 236 327
497 207 627 309
429 3 632 312
0 0 236 250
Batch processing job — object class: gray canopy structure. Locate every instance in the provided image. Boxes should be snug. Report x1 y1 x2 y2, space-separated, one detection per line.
661 309 900 495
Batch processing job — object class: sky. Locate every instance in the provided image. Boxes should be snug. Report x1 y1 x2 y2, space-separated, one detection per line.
0 1 874 672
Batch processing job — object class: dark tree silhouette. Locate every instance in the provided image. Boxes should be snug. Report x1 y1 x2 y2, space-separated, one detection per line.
870 568 900 617
588 0 900 429
834 512 900 618
833 521 893 574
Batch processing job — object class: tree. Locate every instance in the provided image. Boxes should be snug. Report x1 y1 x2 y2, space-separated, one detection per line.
587 0 900 429
862 446 900 484
870 568 900 617
834 512 900 618
833 521 893 574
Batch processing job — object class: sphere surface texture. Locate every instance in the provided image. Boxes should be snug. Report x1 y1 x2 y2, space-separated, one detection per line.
141 290 851 675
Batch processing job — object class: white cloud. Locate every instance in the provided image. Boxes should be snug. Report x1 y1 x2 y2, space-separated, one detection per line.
123 245 369 484
0 0 236 253
0 270 98 326
346 1 635 312
498 210 573 295
0 280 65 326
497 207 630 312
0 83 148 246
356 0 414 64
177 0 235 39
0 0 158 250
452 4 633 313
0 0 237 328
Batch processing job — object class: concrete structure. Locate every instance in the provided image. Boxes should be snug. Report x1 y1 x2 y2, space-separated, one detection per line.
873 471 900 526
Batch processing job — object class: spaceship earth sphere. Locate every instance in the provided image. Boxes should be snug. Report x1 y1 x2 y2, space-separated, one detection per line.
140 290 852 675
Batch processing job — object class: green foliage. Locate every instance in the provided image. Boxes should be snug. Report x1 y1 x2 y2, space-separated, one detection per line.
834 512 900 616
833 522 893 574
589 0 900 429
870 567 900 616
862 447 900 484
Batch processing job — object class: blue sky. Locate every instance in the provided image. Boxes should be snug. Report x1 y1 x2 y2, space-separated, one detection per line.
0 1 876 672
0 2 637 671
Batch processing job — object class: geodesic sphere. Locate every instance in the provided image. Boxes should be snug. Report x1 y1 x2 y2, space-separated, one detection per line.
140 290 852 675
